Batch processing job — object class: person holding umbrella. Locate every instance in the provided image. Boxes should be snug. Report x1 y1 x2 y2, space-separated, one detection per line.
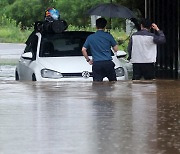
127 18 166 80
82 17 118 82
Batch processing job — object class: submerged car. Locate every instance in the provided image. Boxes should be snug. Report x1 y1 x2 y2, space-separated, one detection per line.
15 31 129 81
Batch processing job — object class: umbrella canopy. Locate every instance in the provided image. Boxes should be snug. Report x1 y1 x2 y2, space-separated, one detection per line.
86 3 136 19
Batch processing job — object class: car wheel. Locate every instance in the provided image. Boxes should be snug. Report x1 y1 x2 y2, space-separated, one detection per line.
32 74 37 81
15 71 19 81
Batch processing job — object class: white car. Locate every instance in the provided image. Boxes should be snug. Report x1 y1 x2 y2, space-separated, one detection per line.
15 31 129 81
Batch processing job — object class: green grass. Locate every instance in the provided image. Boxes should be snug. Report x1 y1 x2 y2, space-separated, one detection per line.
0 15 33 43
0 27 32 43
0 59 18 65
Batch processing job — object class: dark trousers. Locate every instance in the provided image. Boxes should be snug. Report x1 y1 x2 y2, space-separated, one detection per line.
92 60 117 82
132 63 155 80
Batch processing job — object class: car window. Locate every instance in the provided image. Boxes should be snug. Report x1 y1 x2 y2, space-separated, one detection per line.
24 35 38 60
39 32 92 57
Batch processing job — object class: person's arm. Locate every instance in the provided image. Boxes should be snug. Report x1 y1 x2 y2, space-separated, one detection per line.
82 47 93 65
152 23 166 44
127 37 132 61
152 23 160 31
112 45 118 53
110 34 118 53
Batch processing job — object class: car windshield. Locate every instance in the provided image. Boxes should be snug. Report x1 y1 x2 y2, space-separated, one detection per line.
39 31 93 57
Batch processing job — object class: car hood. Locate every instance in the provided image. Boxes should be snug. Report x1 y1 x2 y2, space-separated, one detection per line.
38 56 92 73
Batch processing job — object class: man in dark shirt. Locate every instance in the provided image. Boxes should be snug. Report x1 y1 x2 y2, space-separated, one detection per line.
82 18 118 82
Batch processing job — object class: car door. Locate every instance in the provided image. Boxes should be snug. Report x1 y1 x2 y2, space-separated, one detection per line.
18 35 38 80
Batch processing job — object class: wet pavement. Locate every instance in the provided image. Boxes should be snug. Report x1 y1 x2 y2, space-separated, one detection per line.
0 80 180 154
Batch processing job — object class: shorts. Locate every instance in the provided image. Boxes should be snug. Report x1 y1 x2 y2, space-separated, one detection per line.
92 60 117 82
132 63 155 80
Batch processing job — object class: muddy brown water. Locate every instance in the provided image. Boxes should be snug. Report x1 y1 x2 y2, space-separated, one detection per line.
0 43 180 153
0 80 179 154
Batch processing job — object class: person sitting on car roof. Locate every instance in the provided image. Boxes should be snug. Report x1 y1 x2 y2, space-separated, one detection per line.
44 7 60 22
25 8 61 46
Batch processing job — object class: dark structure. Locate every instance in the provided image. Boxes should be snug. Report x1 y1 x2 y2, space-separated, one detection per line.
146 0 180 79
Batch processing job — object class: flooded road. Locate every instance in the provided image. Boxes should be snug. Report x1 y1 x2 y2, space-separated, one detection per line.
0 80 180 154
0 43 24 59
0 43 180 153
0 43 24 80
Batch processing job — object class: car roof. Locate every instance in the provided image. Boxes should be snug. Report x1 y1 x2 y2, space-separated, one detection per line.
41 31 94 38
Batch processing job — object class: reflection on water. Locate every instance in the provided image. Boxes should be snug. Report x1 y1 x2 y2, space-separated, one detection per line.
0 80 180 154
156 81 180 154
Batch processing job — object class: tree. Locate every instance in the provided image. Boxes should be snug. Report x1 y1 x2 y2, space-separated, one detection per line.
116 0 145 16
1 0 55 27
5 0 42 27
56 0 110 26
0 0 144 28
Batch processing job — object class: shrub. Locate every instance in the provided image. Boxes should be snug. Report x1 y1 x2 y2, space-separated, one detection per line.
0 15 33 43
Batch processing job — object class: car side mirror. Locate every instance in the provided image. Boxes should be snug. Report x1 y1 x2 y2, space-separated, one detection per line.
22 52 33 60
116 50 127 58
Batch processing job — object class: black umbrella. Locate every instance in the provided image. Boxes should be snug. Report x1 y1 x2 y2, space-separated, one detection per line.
86 3 136 19
86 3 139 44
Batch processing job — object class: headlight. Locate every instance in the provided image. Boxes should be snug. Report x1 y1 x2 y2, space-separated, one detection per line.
41 69 63 79
115 67 124 77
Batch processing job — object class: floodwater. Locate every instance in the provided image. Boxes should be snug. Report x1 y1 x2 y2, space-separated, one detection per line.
0 43 180 154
